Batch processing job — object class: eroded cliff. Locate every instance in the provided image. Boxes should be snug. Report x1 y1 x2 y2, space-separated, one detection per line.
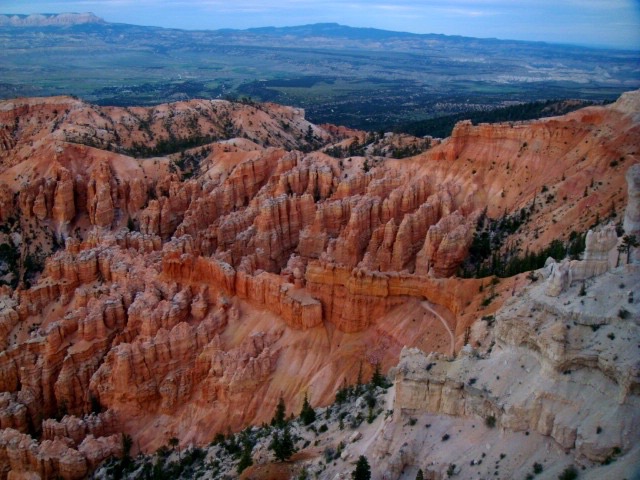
0 91 637 478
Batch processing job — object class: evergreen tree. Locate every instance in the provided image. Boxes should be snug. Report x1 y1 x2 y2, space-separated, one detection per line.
352 455 371 480
237 441 253 474
617 244 625 267
305 125 314 143
271 395 286 428
622 234 639 264
168 436 180 460
416 469 424 480
335 379 350 404
370 363 387 388
121 433 133 470
299 393 316 426
269 424 296 462
354 363 364 396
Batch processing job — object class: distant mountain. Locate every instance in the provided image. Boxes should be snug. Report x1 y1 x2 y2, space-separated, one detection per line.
0 12 104 27
244 22 539 46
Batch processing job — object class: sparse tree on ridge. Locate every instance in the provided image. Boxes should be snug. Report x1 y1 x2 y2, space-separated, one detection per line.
352 455 371 480
622 234 638 264
299 392 316 425
269 424 296 462
271 395 287 428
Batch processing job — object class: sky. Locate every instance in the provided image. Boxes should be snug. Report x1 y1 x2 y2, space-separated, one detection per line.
1 0 639 50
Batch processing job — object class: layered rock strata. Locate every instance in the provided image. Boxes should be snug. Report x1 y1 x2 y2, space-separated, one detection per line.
0 92 637 477
385 263 640 478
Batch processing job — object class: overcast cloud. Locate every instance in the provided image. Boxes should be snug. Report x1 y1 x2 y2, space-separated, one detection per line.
1 0 639 49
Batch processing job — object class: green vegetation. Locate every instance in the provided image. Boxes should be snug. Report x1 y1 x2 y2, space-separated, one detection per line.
269 424 296 462
352 455 371 480
299 393 317 426
0 242 19 288
236 441 253 473
1 23 634 131
396 99 597 138
459 206 587 279
271 395 287 428
485 415 497 428
335 363 391 405
102 434 134 479
370 363 391 389
123 134 217 158
558 465 578 480
621 235 639 265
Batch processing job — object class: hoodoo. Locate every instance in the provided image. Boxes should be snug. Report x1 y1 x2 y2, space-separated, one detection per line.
0 91 638 478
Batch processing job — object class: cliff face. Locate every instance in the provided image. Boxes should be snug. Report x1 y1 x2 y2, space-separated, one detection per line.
0 92 638 478
380 261 640 479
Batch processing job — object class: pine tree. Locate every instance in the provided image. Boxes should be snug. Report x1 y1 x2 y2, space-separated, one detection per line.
352 455 371 480
271 395 286 428
622 234 639 264
168 436 180 460
617 244 625 267
354 363 363 396
370 363 385 388
237 441 253 473
416 469 424 480
299 393 316 426
269 424 296 462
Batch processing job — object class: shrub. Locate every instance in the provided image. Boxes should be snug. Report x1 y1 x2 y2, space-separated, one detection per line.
578 283 586 296
533 462 543 474
323 447 336 462
485 415 496 428
558 465 578 480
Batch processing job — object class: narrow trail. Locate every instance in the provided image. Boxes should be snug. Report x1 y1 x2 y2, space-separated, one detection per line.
420 301 455 356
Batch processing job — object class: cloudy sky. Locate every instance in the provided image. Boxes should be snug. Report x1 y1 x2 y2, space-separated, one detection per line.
2 0 639 49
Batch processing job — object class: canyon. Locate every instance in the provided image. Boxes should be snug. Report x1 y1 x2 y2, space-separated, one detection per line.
0 91 638 478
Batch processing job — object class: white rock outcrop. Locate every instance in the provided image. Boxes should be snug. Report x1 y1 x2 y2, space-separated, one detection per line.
623 163 640 236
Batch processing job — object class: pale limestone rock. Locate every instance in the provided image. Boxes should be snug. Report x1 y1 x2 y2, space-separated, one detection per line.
623 163 640 236
545 259 571 297
545 225 618 296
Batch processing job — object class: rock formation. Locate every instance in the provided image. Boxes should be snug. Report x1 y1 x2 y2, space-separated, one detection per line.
623 163 640 236
381 259 640 479
0 91 637 477
544 224 618 296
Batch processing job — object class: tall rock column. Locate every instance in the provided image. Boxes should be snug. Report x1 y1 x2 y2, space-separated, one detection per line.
52 168 76 234
87 162 115 227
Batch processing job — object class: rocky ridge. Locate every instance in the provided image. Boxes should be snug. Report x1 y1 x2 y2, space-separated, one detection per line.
0 13 105 27
0 92 637 478
86 250 639 480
